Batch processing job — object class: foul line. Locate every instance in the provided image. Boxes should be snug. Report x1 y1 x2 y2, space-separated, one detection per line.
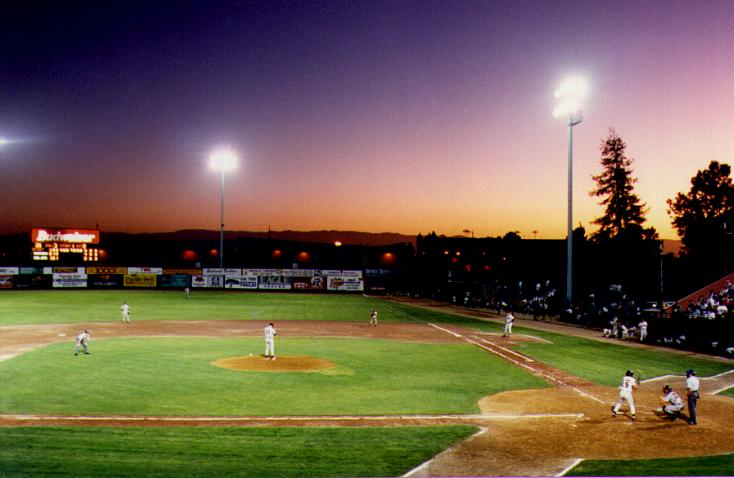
402 427 489 478
555 458 584 477
476 337 534 362
428 323 605 405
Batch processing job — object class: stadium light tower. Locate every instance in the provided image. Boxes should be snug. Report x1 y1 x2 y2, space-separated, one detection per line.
209 148 238 268
553 75 588 305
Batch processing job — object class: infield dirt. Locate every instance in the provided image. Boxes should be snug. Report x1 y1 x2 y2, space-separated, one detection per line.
1 300 734 477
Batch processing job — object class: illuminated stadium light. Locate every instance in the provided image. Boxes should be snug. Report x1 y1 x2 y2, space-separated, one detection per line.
209 149 238 172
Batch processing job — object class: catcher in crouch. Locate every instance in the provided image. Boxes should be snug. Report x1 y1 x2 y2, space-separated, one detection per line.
656 384 684 420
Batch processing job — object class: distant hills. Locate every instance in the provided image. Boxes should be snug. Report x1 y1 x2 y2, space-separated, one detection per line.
107 229 418 247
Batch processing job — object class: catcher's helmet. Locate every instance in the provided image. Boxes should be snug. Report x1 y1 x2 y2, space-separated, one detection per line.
663 384 672 394
625 369 634 377
686 369 696 376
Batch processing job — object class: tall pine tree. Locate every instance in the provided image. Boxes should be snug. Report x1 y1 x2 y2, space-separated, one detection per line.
590 129 656 241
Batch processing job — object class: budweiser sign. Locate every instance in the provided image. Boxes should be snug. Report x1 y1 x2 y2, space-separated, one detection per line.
31 228 100 244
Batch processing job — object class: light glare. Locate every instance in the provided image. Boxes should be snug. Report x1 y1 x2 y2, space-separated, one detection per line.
553 75 588 118
209 149 238 172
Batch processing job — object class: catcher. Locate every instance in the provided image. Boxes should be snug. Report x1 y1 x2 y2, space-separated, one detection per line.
656 384 684 420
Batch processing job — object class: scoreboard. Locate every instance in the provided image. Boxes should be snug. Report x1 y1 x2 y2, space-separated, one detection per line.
31 228 101 262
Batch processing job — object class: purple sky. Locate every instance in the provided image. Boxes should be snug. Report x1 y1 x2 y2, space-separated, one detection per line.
1 0 733 239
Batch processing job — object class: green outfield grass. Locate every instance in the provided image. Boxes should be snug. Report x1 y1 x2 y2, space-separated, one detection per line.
565 453 734 476
508 330 733 385
0 290 413 325
0 337 548 416
0 425 476 478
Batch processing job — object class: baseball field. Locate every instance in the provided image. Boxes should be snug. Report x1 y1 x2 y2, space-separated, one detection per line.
1 290 734 477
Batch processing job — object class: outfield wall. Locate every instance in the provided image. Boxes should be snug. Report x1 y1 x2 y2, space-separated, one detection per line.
0 266 369 292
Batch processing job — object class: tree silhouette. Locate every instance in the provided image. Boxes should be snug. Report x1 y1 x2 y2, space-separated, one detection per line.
667 160 734 281
589 129 654 240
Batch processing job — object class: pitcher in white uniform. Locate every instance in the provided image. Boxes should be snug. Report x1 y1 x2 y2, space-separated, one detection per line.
264 323 277 360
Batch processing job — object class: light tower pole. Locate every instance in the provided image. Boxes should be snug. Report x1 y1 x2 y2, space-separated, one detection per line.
554 76 588 305
209 149 238 269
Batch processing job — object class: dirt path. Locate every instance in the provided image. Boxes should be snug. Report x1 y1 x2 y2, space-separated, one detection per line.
2 310 734 477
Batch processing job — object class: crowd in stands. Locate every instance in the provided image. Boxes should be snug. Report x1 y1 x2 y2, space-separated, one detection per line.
681 281 734 320
440 278 734 358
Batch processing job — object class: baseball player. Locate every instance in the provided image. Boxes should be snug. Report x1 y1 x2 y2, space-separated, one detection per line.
612 369 638 420
121 302 131 323
370 309 378 327
74 330 91 355
502 311 514 337
264 322 277 360
638 319 648 342
657 384 684 420
686 369 700 425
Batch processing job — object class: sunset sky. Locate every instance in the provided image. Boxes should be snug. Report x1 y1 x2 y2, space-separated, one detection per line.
1 1 733 240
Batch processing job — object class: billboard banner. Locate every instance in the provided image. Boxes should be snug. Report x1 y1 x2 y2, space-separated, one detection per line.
88 274 123 288
246 268 286 277
12 274 50 289
0 267 19 275
291 269 317 277
327 275 364 291
52 273 88 288
323 270 363 278
163 268 202 275
124 274 157 288
192 275 224 288
128 267 163 275
86 266 128 275
224 275 258 289
202 268 242 276
292 276 326 290
158 274 189 288
258 275 291 290
0 275 13 289
44 267 85 275
19 267 43 275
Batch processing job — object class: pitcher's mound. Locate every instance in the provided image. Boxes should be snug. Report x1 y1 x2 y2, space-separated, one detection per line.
211 355 335 372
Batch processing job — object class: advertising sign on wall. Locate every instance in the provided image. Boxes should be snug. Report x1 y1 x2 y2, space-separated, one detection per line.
158 274 189 288
258 275 291 290
124 274 157 288
128 267 163 275
0 267 19 275
224 275 258 289
192 275 224 288
327 275 364 291
86 267 128 275
0 275 13 289
88 274 123 288
52 273 88 288
292 276 325 290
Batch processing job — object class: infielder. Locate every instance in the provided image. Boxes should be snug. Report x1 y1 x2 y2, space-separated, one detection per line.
74 330 91 355
612 369 638 420
121 302 131 323
370 309 378 327
264 322 277 360
686 369 700 425
658 384 684 420
503 311 514 337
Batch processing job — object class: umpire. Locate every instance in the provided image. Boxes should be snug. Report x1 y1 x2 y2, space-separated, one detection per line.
686 369 700 425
